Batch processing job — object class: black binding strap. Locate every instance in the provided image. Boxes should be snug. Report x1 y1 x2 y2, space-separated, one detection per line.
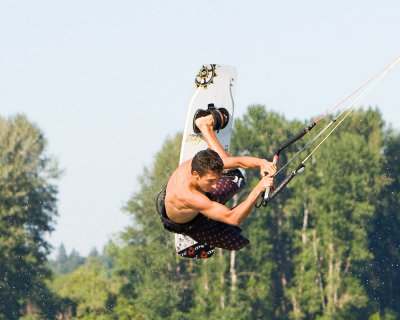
193 103 229 134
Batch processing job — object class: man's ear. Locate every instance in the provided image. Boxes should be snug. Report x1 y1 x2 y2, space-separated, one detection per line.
192 171 200 179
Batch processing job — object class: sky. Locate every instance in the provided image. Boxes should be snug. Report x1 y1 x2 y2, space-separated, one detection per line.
1 0 399 257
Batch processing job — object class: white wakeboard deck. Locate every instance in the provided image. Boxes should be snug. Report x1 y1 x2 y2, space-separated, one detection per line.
175 64 237 259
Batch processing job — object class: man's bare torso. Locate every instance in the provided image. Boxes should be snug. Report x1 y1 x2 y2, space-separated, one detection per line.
165 160 204 223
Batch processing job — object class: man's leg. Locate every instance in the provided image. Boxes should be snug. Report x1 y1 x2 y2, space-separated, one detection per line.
207 169 245 204
185 215 249 251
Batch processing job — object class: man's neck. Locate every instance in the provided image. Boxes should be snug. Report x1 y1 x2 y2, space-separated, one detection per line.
189 177 199 190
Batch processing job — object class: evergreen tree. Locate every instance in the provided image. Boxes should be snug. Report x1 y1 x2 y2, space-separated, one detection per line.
49 244 86 275
0 115 63 319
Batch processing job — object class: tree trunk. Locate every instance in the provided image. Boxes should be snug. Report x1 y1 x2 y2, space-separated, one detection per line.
313 230 325 310
302 202 309 245
292 201 310 319
230 250 237 292
327 242 336 314
230 194 238 294
219 248 225 309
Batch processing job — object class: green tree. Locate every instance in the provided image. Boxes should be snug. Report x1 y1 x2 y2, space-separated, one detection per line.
49 258 120 320
284 109 388 319
230 105 303 319
366 128 400 318
0 115 63 320
189 105 307 319
111 133 190 320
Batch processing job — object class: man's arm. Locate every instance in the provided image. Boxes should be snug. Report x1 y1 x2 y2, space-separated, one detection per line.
195 115 276 176
222 156 276 177
194 175 273 226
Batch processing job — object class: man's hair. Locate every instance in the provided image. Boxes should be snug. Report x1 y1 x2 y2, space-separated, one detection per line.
191 149 224 177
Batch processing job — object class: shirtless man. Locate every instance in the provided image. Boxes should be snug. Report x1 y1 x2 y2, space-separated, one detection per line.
159 114 276 252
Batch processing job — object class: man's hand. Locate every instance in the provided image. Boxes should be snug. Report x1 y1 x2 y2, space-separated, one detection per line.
259 159 277 177
259 175 274 192
194 114 214 131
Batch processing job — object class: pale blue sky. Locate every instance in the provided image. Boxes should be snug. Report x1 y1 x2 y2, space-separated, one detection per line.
1 0 399 256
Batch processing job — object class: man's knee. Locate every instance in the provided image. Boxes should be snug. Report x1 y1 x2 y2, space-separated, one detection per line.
223 169 246 190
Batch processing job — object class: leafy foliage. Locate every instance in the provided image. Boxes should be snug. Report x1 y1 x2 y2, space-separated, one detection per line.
49 257 120 319
0 115 64 320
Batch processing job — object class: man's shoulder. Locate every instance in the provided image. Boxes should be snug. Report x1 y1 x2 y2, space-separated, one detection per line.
179 158 193 169
180 187 208 204
170 159 192 177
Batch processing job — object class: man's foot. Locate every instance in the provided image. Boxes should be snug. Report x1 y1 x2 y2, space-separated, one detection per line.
194 114 214 133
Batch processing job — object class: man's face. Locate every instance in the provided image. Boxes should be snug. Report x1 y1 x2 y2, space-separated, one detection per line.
194 171 222 192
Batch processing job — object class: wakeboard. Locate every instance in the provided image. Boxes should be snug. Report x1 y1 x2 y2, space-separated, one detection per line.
175 64 237 259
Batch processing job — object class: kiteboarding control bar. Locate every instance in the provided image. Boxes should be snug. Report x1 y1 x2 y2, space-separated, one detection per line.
260 56 400 207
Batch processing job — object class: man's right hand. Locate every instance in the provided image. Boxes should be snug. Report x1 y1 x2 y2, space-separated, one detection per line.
259 175 274 192
194 114 214 132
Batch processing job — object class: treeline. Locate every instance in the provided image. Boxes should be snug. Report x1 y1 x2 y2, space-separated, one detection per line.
48 245 110 275
1 106 400 319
